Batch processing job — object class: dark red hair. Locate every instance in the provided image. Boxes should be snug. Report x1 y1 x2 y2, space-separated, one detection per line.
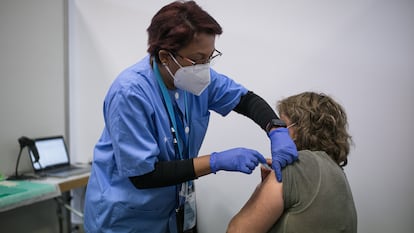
147 1 223 63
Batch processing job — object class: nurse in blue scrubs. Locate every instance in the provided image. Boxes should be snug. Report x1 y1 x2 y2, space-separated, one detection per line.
83 1 298 233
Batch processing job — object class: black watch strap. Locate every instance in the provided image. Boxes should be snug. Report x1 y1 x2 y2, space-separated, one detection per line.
266 119 287 133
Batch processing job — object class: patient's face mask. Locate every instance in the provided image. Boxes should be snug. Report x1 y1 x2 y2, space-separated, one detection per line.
164 53 211 96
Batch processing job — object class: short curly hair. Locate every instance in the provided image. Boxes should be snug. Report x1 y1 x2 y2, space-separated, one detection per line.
277 92 353 167
147 1 222 63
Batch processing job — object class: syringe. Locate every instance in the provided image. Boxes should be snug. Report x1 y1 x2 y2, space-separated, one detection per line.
260 162 272 170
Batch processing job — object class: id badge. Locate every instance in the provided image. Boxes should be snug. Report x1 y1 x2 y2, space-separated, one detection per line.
182 182 196 231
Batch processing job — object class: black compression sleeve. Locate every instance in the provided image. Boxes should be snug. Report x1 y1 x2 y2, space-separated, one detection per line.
129 159 196 189
233 91 279 132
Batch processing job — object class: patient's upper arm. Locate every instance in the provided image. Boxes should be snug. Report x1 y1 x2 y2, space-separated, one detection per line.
227 171 284 233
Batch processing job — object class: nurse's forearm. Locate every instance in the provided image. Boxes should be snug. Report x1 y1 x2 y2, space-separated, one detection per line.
129 155 213 189
129 159 196 189
233 91 279 132
193 155 213 177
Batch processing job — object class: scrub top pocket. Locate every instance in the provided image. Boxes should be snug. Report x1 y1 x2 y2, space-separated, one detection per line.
108 202 171 233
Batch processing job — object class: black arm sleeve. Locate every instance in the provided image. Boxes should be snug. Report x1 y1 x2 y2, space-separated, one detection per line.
129 159 196 189
233 91 279 132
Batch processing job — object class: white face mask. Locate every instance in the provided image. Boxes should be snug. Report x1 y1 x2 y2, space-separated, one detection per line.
164 54 211 96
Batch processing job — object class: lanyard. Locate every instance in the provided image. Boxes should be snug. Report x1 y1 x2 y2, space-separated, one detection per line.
153 60 193 211
153 60 189 160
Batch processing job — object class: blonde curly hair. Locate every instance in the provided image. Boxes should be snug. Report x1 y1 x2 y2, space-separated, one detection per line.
277 92 353 167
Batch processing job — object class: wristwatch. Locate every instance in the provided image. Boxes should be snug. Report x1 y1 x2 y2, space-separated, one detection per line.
266 119 287 133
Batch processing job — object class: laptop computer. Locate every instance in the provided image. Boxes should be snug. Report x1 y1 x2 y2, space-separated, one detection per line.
29 135 90 178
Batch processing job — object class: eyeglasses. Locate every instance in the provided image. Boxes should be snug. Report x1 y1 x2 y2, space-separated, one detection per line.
175 49 222 66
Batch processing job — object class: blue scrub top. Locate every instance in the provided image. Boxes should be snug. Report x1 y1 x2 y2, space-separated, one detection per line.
84 55 248 233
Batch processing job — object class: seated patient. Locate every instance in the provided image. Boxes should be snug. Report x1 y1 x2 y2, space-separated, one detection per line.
227 92 357 233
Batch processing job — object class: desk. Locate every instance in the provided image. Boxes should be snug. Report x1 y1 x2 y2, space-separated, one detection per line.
0 180 60 212
0 173 89 233
39 173 90 233
57 174 90 193
0 173 89 212
35 172 90 193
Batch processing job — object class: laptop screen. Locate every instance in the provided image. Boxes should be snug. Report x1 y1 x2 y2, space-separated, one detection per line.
30 136 69 170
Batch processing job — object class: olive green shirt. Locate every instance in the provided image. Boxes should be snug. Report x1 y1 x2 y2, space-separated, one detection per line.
268 150 357 233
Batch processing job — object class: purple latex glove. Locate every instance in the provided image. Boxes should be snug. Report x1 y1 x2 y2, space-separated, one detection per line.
210 147 266 174
269 128 298 182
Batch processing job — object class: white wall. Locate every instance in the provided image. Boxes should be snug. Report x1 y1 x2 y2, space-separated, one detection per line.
69 1 414 232
0 0 67 232
0 0 67 177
